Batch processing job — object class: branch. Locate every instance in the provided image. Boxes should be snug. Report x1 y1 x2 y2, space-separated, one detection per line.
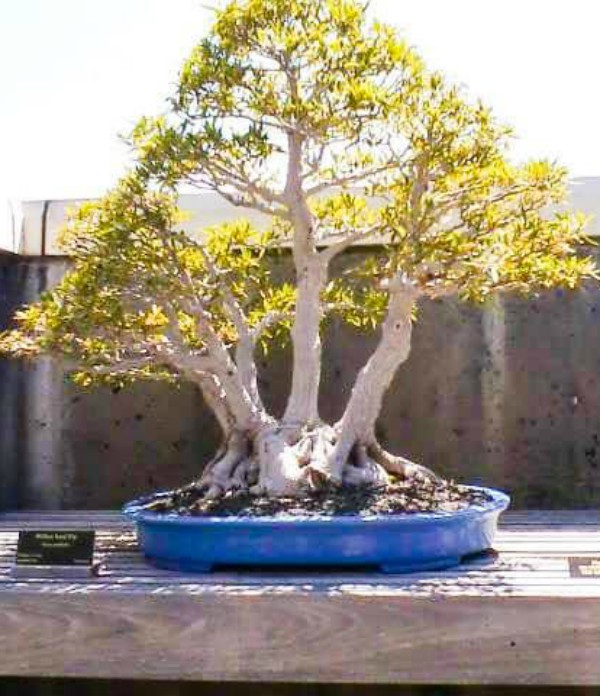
284 130 319 260
195 247 264 407
197 248 252 338
305 160 399 198
303 139 327 179
191 178 287 219
320 273 421 480
319 222 382 263
250 310 293 345
190 154 288 218
152 229 265 427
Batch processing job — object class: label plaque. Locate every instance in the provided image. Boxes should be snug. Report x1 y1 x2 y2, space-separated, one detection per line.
16 530 95 567
568 556 600 578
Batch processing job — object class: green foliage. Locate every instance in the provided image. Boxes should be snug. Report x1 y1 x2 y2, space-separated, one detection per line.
0 174 291 385
1 0 596 384
377 157 596 301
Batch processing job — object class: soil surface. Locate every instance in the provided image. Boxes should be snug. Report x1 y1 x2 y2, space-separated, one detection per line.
141 478 492 517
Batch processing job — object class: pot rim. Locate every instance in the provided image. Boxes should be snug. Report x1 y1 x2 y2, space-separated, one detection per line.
123 485 510 525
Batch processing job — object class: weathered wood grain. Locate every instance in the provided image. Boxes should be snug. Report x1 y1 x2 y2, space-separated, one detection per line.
1 594 600 683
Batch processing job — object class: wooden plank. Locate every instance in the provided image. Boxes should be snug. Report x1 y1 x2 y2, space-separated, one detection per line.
2 579 600 598
0 561 589 581
1 558 600 596
2 507 600 685
3 581 600 598
1 511 600 597
0 567 591 585
1 594 600 683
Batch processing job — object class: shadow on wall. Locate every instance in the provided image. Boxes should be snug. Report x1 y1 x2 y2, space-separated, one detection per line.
1 252 600 510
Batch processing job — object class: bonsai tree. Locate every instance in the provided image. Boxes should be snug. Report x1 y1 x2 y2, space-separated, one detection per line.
1 0 596 499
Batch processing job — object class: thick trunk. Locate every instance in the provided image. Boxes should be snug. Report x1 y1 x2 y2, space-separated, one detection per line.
192 274 442 498
196 422 395 497
326 275 420 481
196 373 235 435
283 257 326 425
191 365 265 435
282 130 326 427
194 418 440 501
188 271 442 497
235 337 263 411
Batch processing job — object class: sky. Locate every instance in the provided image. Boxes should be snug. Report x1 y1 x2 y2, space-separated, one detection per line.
1 0 599 207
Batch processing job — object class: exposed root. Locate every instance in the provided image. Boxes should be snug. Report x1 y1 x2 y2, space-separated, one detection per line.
368 440 441 482
230 457 252 490
162 442 228 500
294 436 313 466
201 431 248 499
342 444 389 487
303 425 338 488
195 426 441 500
353 442 370 469
253 428 309 496
247 457 260 487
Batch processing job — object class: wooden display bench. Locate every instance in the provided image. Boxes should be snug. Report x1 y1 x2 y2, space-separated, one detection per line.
1 509 600 685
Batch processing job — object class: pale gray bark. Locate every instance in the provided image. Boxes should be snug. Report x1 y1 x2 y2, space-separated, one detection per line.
283 257 326 425
325 275 420 480
282 132 327 426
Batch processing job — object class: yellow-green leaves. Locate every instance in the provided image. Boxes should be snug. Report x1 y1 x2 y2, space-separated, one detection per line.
323 277 388 330
410 157 592 300
153 0 426 204
249 283 296 352
311 192 375 238
1 0 597 390
0 168 287 383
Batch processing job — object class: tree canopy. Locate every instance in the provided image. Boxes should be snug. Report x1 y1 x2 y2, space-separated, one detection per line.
1 0 596 393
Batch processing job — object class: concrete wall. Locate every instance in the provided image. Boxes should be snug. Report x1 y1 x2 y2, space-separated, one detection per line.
2 252 600 510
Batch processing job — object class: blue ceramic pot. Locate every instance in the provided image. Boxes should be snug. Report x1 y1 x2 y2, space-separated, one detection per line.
123 486 509 574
